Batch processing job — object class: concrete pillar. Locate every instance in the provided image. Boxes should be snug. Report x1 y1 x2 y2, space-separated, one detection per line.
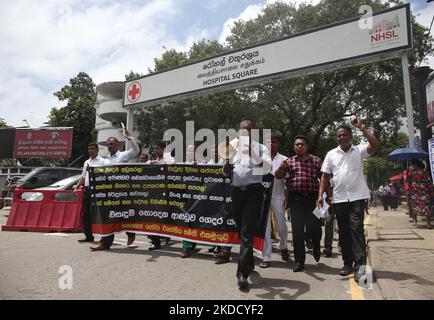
410 66 433 152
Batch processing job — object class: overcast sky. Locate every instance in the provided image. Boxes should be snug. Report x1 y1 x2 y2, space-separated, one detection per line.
0 0 433 128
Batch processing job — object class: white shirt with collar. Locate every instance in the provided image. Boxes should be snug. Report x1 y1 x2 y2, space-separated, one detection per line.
183 158 208 165
208 158 224 164
321 144 370 203
271 153 287 200
163 152 175 164
82 156 104 187
146 153 175 165
104 139 140 164
231 140 271 187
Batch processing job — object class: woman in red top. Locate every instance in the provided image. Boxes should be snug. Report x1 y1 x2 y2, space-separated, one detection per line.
408 160 433 229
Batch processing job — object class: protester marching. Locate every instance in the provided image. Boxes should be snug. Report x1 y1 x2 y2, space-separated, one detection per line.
1 1 433 303
65 114 388 292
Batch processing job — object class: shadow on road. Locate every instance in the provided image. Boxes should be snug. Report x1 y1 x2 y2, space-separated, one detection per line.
249 271 310 300
373 269 434 287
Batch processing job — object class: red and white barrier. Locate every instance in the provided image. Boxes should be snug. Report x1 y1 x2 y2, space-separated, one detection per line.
2 186 83 233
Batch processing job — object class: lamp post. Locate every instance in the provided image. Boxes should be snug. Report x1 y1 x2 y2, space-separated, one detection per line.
22 119 30 127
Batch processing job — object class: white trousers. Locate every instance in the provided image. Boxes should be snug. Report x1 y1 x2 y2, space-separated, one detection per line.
262 197 288 262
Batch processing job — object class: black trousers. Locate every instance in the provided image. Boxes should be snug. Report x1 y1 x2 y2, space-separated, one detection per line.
324 211 335 251
288 193 322 264
389 196 398 209
334 200 366 268
381 195 389 211
148 235 160 245
100 232 135 248
231 184 264 278
407 193 414 219
82 188 93 240
147 235 170 246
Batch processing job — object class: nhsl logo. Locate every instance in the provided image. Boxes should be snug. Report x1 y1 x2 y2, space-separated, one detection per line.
369 15 400 44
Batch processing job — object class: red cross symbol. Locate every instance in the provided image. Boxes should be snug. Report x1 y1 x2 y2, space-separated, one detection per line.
127 82 141 102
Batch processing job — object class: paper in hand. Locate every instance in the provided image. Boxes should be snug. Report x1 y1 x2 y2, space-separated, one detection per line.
121 122 130 139
313 192 330 219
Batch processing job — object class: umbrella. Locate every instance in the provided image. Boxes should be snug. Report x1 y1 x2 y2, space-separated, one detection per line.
387 147 429 161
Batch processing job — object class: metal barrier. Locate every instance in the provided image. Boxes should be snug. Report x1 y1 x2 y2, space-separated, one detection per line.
1 187 83 232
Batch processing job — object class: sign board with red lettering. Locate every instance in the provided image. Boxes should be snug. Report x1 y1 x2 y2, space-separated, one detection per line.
124 4 411 108
13 128 73 158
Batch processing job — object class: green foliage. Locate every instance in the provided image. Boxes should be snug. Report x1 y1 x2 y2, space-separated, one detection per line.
151 49 188 73
136 40 246 149
0 118 7 128
133 0 433 191
225 0 432 157
125 71 144 81
364 131 409 189
49 72 96 166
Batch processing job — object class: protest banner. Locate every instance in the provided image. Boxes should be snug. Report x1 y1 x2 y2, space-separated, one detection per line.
89 164 273 251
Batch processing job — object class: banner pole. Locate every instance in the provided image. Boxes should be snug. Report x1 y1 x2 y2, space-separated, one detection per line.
126 107 134 150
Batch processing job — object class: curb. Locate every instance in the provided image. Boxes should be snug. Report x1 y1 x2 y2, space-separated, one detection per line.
365 212 387 299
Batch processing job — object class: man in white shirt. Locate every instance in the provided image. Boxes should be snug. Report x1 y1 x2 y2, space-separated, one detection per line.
74 142 104 242
147 141 175 165
207 146 224 165
260 135 288 268
180 143 207 258
317 117 379 283
378 183 391 211
206 145 225 255
223 119 271 291
146 141 174 251
90 133 140 251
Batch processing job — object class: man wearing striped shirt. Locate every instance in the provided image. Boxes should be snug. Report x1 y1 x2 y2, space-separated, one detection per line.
275 135 322 272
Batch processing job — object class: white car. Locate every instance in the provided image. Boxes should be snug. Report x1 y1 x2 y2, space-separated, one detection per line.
22 175 81 201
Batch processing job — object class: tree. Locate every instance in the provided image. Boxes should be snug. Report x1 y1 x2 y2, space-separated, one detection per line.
136 40 249 151
134 0 433 172
0 119 15 166
364 132 409 189
226 0 433 157
49 72 96 166
125 71 144 81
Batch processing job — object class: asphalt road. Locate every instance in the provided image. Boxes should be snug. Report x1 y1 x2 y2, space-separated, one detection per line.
0 208 383 300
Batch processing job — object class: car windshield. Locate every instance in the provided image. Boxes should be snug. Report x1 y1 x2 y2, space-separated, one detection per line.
39 175 81 189
18 168 40 183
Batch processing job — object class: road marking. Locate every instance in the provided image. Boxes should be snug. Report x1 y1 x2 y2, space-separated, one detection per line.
349 213 371 300
349 277 364 300
113 240 146 245
43 233 70 237
364 214 371 229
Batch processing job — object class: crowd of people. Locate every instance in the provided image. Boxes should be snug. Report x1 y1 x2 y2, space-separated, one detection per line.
75 116 386 291
378 181 400 211
376 159 433 229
